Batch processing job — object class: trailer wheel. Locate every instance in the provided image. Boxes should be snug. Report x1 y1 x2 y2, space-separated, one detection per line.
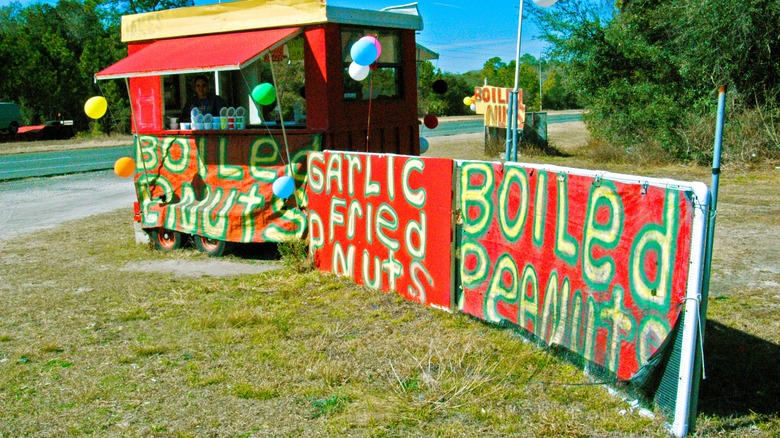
152 228 183 251
194 235 231 257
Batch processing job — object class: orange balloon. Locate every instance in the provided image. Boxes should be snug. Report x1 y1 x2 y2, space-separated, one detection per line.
114 157 135 178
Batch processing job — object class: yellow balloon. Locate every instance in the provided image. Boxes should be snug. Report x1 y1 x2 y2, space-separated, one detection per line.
114 157 135 178
463 96 473 106
84 96 108 119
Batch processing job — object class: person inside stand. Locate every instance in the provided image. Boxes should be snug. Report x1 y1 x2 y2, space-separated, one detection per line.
181 75 226 122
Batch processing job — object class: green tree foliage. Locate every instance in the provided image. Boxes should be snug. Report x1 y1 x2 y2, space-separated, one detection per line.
541 69 578 110
534 0 780 162
0 0 124 130
97 0 194 27
417 60 474 116
0 0 191 134
479 55 543 110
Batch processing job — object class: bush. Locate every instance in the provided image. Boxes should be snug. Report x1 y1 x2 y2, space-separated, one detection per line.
678 96 780 167
277 237 313 273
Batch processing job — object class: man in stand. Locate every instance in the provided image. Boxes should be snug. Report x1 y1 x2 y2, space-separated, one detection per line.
181 75 226 122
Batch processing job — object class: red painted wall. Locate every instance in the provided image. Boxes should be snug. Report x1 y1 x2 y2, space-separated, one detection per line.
307 151 454 309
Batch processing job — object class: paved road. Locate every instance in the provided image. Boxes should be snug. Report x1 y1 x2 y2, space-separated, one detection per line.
423 112 581 138
0 146 133 181
0 114 582 181
0 170 136 241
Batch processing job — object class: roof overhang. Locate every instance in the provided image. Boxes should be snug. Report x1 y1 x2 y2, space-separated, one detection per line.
416 43 439 62
96 27 301 80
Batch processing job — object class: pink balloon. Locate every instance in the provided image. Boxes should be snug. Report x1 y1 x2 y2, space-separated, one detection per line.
363 35 382 60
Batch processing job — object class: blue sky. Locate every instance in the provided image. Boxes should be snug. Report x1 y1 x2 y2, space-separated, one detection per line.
326 0 551 73
0 0 551 73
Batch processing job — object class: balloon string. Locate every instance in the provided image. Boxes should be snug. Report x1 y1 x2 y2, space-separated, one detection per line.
267 53 300 210
95 81 118 131
366 75 373 152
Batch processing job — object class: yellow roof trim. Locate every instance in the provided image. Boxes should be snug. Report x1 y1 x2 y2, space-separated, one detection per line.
121 0 424 43
122 0 326 42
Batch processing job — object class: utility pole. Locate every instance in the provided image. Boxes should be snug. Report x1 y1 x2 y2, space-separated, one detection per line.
539 52 543 111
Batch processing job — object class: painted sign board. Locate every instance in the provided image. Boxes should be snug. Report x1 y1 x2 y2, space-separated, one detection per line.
304 154 709 437
473 85 526 129
455 160 709 436
306 151 454 310
135 133 320 242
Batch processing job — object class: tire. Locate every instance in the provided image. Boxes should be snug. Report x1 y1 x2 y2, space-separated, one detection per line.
194 235 231 257
9 122 19 135
152 228 183 251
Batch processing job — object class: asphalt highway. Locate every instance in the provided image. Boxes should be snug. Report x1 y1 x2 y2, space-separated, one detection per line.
0 114 581 181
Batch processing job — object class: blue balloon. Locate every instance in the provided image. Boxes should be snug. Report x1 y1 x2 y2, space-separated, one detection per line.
419 137 429 154
272 176 295 199
351 38 378 67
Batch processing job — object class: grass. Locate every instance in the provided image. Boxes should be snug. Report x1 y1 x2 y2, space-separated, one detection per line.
1 123 779 435
0 210 670 436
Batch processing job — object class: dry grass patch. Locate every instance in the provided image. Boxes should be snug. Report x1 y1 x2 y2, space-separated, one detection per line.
0 209 669 435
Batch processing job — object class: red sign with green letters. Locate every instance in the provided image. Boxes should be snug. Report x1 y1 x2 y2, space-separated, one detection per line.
457 161 696 380
306 151 454 309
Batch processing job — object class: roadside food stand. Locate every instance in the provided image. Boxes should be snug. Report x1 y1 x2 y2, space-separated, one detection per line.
96 0 425 255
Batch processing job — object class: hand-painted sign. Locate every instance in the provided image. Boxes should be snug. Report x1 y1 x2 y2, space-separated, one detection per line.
134 133 320 242
307 151 454 310
456 161 706 381
473 85 525 129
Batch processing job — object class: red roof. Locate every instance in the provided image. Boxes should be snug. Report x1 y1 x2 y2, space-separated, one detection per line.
96 27 300 79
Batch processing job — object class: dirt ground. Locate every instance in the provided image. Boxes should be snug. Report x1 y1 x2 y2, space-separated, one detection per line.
3 117 780 430
424 119 588 160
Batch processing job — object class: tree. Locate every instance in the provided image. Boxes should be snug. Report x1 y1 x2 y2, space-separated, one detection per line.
417 61 476 116
532 0 780 161
541 69 578 110
479 56 541 111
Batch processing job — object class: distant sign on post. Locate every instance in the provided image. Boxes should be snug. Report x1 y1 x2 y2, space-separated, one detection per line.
473 85 526 129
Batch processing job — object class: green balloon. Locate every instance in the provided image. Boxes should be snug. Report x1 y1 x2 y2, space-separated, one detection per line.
252 83 276 106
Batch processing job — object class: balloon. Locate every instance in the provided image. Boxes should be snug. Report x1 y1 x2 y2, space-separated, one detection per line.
251 83 276 106
84 96 107 119
419 137 429 154
532 0 558 6
364 35 382 59
463 96 473 106
470 103 477 111
349 62 370 81
272 176 295 199
432 79 448 94
114 157 135 178
423 114 438 129
350 38 378 66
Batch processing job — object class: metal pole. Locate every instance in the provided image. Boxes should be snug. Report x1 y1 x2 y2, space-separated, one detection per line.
512 91 519 161
539 52 543 111
505 92 514 160
700 85 726 323
509 0 524 161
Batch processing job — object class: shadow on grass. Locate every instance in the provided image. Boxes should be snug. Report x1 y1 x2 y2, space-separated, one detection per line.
485 138 573 160
697 319 780 417
230 242 281 261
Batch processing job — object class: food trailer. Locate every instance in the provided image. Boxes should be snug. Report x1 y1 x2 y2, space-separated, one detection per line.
96 0 425 255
